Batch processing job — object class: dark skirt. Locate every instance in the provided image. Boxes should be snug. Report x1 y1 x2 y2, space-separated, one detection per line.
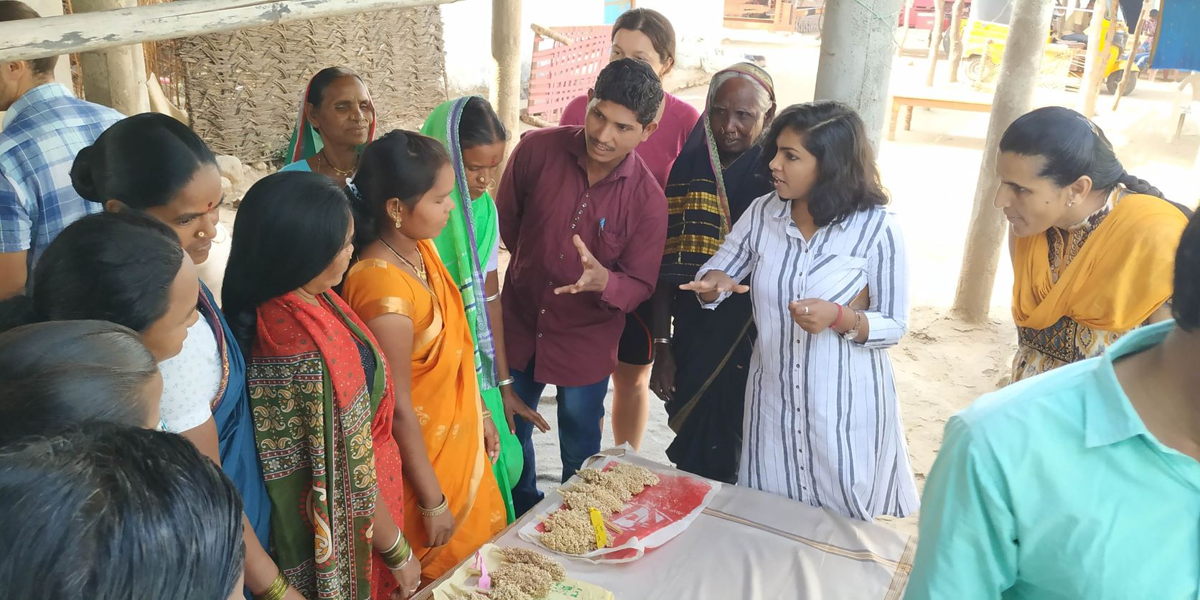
664 290 754 484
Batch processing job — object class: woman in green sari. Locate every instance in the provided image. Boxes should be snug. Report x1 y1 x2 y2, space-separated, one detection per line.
420 97 549 520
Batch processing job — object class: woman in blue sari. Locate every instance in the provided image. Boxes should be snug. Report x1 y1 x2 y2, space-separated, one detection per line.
72 113 300 600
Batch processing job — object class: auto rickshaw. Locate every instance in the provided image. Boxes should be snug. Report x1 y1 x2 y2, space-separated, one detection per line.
962 0 1137 95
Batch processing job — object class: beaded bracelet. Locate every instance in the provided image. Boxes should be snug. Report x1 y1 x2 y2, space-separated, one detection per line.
255 573 288 600
419 495 449 517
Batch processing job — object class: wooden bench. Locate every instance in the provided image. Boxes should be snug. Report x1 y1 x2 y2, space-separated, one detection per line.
888 95 994 140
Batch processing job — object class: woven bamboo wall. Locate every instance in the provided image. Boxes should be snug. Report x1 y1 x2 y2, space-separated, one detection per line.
179 6 448 162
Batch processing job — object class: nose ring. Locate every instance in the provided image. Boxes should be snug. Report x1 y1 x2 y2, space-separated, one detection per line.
197 231 207 239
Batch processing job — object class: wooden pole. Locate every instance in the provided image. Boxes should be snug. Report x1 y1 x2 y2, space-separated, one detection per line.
1111 0 1149 110
815 0 904 149
0 0 461 63
492 0 521 167
899 0 916 52
951 0 1055 323
73 0 149 115
1079 0 1109 116
948 0 966 82
925 0 946 85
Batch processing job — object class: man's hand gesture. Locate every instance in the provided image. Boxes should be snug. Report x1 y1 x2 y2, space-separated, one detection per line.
554 234 610 295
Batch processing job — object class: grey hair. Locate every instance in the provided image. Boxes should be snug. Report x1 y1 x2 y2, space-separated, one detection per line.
709 71 773 113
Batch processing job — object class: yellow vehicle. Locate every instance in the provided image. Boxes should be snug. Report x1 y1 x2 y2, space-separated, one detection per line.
962 3 1138 95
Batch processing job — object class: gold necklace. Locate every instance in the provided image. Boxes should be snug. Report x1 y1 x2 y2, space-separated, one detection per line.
380 238 426 282
320 149 356 178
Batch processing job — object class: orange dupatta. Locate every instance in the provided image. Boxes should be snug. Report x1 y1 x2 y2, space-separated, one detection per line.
342 240 504 579
1011 193 1188 332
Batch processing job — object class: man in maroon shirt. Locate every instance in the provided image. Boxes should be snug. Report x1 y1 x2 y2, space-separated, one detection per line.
498 58 668 514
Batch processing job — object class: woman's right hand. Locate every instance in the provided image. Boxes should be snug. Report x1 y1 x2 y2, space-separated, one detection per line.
389 554 422 599
421 501 455 547
679 271 749 299
649 344 676 402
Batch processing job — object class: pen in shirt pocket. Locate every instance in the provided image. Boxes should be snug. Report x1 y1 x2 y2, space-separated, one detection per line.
599 218 606 233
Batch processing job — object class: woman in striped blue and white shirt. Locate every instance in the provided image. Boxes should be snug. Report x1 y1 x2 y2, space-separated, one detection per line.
682 102 918 520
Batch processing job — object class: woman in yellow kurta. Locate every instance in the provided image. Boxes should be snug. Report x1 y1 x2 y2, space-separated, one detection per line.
342 130 504 580
996 107 1191 382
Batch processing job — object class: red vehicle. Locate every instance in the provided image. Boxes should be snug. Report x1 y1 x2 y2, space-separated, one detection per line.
898 0 972 31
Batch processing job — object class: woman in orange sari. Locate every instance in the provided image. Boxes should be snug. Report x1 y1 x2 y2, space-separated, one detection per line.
342 130 505 580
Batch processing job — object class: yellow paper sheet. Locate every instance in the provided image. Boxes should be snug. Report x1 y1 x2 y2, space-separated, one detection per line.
430 544 615 600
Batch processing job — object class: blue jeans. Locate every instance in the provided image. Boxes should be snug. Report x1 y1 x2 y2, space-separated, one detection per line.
510 364 610 516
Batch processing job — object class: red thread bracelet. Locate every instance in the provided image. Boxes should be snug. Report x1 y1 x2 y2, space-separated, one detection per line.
831 303 844 330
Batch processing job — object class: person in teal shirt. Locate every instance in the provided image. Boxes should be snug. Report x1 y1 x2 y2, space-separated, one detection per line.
907 210 1200 599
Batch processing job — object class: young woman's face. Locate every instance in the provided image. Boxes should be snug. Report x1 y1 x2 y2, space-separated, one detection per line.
303 220 356 295
140 369 164 429
397 164 456 240
462 141 505 200
994 152 1079 237
139 164 224 265
308 76 374 149
610 28 670 77
768 128 820 202
141 257 200 362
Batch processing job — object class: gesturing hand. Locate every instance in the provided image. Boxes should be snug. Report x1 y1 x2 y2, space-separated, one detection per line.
554 235 610 295
678 271 749 301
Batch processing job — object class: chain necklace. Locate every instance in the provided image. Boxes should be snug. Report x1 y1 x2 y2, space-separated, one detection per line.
380 237 426 283
320 149 356 178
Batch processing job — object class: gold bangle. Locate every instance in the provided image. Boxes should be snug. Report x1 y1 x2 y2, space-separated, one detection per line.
255 572 288 600
419 495 449 517
481 409 492 418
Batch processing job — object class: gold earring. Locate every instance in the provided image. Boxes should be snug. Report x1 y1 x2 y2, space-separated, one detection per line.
392 213 402 229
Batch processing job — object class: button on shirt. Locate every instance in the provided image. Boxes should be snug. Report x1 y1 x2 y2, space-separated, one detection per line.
907 320 1200 599
497 126 667 386
0 83 123 270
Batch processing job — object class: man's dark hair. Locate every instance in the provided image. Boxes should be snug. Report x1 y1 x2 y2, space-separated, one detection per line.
0 1 58 75
1173 211 1200 331
592 57 663 127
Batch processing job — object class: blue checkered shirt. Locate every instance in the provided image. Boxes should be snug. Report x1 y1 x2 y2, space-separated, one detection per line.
0 83 123 270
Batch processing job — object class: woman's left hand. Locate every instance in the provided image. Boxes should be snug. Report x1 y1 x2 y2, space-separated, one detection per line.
789 299 840 334
482 415 500 463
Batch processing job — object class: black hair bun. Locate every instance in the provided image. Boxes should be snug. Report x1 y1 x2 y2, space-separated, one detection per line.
69 145 104 203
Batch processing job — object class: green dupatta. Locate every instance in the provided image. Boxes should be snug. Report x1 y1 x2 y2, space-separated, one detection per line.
421 97 522 522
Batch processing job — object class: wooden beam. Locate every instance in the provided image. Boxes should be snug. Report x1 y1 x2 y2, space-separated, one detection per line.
0 0 461 63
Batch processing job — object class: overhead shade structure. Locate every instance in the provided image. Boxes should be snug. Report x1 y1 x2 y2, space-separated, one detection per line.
1153 0 1200 71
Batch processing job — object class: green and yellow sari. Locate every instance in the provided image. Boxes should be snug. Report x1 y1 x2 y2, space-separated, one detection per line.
421 97 522 521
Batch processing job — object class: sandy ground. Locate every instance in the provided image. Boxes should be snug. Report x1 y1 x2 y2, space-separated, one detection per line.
203 30 1198 536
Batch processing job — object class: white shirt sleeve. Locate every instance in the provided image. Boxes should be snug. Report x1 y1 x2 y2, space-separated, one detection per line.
486 217 500 273
156 316 222 433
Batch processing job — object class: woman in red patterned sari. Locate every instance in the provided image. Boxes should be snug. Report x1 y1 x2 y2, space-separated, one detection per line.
223 171 422 599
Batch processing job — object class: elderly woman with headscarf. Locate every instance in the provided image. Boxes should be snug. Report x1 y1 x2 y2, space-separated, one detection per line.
649 63 776 483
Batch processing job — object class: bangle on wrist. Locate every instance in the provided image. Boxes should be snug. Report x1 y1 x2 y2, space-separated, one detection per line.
830 304 844 331
380 533 413 570
419 494 449 517
496 376 515 387
653 337 671 345
255 572 289 600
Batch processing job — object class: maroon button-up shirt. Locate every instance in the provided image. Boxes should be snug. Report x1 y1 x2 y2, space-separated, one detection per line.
497 126 667 386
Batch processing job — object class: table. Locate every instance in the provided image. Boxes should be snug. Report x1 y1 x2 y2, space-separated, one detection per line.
888 95 993 140
417 448 914 599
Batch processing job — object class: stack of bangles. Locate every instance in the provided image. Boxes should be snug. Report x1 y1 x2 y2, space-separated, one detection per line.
255 573 290 600
381 531 415 572
420 495 449 518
